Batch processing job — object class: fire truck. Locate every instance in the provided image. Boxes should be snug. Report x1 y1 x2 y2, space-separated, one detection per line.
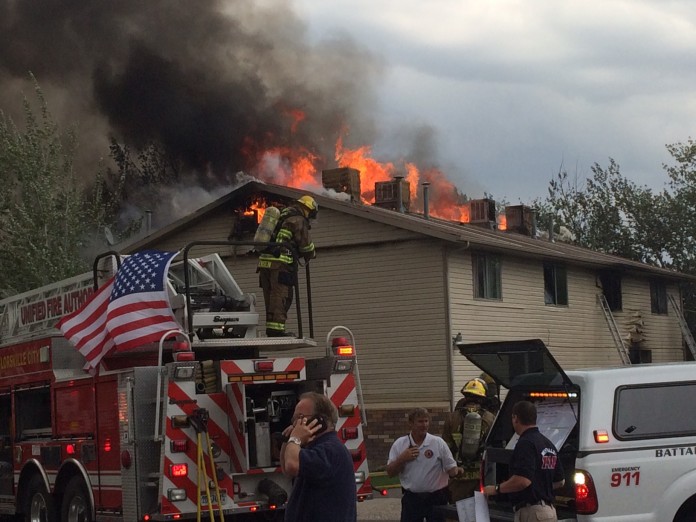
0 241 371 521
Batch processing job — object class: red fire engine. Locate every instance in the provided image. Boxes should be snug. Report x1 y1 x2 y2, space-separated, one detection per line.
0 241 371 521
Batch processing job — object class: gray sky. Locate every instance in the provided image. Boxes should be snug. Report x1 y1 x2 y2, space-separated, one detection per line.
2 0 693 216
292 0 696 203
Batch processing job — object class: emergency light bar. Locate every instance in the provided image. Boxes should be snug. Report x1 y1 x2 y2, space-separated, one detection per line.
331 336 354 356
528 391 577 399
227 372 300 382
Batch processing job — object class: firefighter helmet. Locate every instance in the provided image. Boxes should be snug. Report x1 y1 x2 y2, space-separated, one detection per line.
297 195 318 219
461 379 487 398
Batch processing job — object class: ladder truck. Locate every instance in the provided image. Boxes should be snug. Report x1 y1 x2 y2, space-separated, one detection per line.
0 241 371 521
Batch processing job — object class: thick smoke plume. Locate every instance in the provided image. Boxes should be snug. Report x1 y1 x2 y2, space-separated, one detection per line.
0 1 381 177
1 0 470 230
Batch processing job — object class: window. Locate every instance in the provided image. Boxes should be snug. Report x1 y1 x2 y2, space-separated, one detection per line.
473 253 501 299
15 385 51 439
650 280 667 315
543 263 568 305
599 271 622 311
615 382 696 439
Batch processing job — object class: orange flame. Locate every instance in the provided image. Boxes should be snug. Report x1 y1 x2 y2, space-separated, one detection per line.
246 119 482 226
335 136 395 203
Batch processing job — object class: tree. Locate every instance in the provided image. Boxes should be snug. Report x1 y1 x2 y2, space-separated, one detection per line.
535 159 672 267
535 146 696 337
0 80 120 297
663 139 696 274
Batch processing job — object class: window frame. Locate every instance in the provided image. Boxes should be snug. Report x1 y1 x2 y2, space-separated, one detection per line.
543 262 568 306
472 253 502 300
650 279 668 315
599 271 623 312
614 382 696 440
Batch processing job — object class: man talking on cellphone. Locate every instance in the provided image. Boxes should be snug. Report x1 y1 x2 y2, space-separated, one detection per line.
280 392 357 521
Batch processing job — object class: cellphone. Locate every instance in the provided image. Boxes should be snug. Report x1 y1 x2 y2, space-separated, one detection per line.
307 414 328 434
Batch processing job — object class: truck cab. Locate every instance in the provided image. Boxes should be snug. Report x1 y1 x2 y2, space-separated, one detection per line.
457 338 696 522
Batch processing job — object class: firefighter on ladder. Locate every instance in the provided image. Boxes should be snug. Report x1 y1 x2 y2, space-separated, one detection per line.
258 195 318 337
442 379 496 506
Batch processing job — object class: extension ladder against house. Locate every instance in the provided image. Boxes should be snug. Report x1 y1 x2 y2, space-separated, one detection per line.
668 294 696 360
598 294 632 365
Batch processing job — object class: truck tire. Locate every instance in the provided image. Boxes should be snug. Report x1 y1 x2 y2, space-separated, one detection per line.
24 475 55 522
60 478 92 522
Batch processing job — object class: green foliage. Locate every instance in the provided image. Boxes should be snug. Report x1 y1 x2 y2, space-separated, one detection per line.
536 144 696 331
0 79 120 297
663 139 696 274
536 159 674 268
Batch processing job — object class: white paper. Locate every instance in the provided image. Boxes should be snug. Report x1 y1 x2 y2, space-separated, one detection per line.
535 399 578 450
475 491 491 522
455 496 476 522
455 493 490 522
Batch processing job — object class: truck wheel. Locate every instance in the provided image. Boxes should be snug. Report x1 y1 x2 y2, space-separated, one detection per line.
24 475 55 522
60 478 92 522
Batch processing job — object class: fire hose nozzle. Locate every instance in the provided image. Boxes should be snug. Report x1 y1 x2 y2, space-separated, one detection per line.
189 408 210 433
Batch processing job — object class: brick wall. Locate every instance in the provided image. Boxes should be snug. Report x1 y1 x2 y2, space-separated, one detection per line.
363 407 451 472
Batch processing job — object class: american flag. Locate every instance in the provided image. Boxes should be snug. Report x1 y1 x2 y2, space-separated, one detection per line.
58 250 182 372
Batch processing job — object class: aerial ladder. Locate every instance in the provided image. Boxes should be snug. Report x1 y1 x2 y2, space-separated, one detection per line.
668 294 696 360
598 294 632 365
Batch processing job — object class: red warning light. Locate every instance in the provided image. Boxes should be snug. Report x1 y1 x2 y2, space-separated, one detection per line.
170 464 188 477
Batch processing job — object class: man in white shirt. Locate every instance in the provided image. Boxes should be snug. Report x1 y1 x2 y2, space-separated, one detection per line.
387 408 464 522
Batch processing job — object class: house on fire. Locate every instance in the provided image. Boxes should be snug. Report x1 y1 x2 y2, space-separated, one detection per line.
124 176 695 460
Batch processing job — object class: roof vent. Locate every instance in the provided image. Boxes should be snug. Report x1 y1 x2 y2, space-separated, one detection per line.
374 178 410 212
505 205 537 236
322 168 361 201
468 199 496 227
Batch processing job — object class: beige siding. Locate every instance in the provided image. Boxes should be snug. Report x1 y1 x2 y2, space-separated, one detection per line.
616 278 683 362
139 207 450 406
129 193 689 413
310 206 421 246
449 252 687 403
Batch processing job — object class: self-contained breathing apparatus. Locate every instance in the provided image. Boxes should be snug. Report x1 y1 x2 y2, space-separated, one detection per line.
456 379 489 463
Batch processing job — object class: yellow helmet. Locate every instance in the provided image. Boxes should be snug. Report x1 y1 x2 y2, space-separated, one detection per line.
461 379 487 398
297 195 318 219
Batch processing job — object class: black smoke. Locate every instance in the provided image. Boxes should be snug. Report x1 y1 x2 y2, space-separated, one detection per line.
0 0 383 184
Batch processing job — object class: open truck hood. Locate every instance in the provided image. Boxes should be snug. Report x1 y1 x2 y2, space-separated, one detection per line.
455 339 574 390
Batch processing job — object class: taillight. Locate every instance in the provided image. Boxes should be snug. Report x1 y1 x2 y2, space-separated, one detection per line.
170 439 188 452
593 430 610 443
575 470 598 514
342 427 359 440
170 463 188 478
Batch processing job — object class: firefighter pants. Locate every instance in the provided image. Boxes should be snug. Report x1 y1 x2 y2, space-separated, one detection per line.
259 266 294 333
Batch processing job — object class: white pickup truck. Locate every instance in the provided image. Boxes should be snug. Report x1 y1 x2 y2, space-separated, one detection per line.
455 339 696 522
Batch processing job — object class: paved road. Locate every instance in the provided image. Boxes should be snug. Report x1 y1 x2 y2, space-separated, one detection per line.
357 490 401 522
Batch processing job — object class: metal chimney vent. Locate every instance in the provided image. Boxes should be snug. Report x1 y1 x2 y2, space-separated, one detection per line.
322 168 361 201
374 179 410 212
505 205 537 236
468 199 496 226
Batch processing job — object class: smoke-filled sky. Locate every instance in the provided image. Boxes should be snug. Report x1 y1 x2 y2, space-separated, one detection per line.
294 0 696 202
1 0 695 222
